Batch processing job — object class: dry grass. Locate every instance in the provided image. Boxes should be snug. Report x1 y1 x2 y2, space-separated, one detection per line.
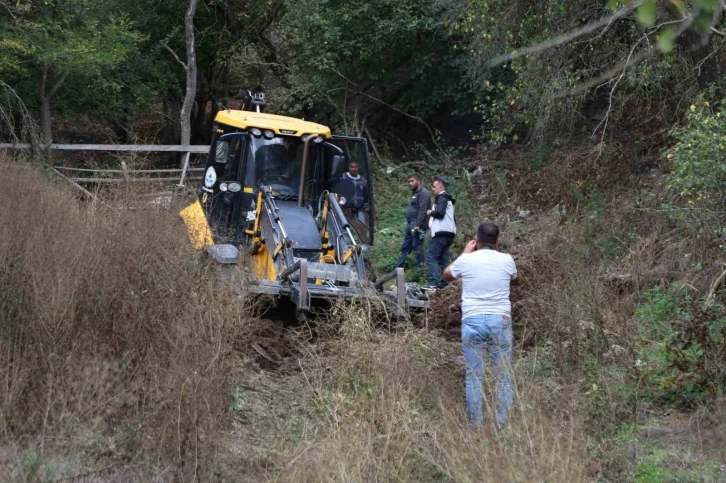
269 325 588 482
0 156 252 481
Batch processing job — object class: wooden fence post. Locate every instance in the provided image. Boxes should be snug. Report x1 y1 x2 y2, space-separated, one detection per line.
178 152 191 187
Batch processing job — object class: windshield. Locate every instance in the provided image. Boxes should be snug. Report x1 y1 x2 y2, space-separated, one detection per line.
252 136 306 200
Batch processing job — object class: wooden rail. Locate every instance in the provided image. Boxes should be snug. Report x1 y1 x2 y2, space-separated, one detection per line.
0 143 209 153
54 166 205 174
0 143 211 190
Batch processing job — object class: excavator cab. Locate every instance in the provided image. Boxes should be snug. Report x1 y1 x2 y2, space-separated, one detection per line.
180 95 426 313
197 126 374 249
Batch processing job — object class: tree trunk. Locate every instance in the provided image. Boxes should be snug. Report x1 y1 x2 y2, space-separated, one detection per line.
179 0 198 167
255 35 291 90
683 30 720 91
38 95 52 147
36 66 68 153
192 93 212 145
664 3 722 92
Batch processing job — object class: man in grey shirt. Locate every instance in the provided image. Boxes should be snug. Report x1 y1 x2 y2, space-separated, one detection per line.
395 173 431 268
444 222 520 427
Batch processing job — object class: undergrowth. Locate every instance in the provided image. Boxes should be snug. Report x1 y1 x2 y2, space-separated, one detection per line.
0 156 256 481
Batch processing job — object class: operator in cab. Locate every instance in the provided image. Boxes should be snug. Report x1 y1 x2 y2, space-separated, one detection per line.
332 160 371 244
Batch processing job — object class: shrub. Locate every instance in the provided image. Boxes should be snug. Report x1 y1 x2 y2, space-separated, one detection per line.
664 96 726 240
636 282 726 406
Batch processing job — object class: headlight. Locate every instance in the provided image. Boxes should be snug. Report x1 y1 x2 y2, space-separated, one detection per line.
250 128 262 137
204 166 217 188
338 196 347 205
313 135 323 143
219 182 228 192
263 130 274 139
301 134 309 142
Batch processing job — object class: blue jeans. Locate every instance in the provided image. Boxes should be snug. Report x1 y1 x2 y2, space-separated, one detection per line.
426 234 453 287
462 314 513 427
396 221 425 268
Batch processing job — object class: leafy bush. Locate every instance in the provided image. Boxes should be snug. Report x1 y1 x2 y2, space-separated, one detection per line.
664 96 726 239
636 282 726 406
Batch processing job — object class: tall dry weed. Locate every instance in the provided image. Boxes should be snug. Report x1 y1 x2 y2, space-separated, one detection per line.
278 304 587 482
0 157 248 479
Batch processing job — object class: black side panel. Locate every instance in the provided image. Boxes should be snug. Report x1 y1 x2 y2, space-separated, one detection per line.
276 201 322 254
201 129 249 244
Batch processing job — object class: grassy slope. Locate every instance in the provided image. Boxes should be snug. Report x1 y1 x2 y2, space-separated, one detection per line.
1 141 725 481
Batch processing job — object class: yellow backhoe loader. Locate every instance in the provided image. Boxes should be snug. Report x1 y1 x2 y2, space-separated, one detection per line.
180 92 428 315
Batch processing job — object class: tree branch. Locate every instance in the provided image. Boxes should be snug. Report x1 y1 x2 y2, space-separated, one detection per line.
329 67 360 87
488 3 639 67
555 15 695 99
164 43 188 71
0 0 17 20
47 71 69 100
327 87 442 151
590 33 648 160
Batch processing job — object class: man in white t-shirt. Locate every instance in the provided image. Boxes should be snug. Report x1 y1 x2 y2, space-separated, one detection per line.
443 222 520 428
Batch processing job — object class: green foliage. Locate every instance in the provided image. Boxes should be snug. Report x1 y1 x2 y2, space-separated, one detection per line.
634 450 722 483
656 27 678 53
0 0 147 138
636 0 657 27
278 0 470 131
585 362 638 438
230 387 247 415
636 282 726 406
609 424 724 483
447 0 725 149
664 95 726 238
12 450 76 483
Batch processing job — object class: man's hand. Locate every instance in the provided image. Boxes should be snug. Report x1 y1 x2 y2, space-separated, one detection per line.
412 226 420 233
426 209 432 216
463 239 477 254
443 265 455 282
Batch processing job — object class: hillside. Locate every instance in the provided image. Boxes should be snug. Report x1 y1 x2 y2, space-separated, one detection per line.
1 129 725 481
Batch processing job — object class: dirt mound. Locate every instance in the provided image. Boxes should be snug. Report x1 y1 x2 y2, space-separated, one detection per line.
425 281 462 335
237 319 297 370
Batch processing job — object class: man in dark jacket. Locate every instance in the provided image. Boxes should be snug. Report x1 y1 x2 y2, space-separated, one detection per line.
333 160 371 243
426 178 456 288
333 160 368 212
396 174 431 268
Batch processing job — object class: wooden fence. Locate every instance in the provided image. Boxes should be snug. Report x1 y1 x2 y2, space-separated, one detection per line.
0 143 210 188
